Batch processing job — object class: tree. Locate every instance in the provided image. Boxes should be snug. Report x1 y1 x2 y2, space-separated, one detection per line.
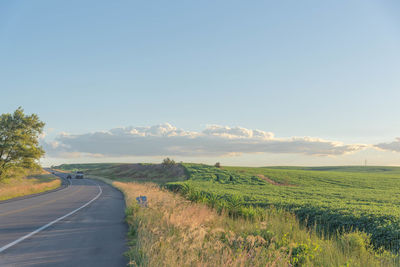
0 107 45 180
214 162 221 168
162 157 175 167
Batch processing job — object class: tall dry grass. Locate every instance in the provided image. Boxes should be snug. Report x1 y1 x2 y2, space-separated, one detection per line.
0 171 61 201
102 179 397 267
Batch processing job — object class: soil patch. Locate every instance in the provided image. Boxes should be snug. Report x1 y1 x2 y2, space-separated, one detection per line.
257 174 295 186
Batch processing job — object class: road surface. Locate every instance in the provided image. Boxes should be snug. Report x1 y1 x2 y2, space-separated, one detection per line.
0 171 128 266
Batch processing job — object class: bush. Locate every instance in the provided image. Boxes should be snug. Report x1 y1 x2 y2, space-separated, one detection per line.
290 242 321 266
162 158 175 167
338 231 371 254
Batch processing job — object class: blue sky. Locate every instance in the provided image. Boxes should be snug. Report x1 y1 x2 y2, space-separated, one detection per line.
1 1 400 166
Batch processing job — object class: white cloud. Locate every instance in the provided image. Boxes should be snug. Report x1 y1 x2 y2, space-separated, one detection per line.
375 138 400 152
42 123 367 158
203 125 274 139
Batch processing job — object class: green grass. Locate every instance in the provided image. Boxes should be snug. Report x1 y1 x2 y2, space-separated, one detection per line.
267 165 400 174
166 164 400 252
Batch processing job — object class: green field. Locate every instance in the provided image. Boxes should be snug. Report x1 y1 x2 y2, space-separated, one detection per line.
56 163 400 252
167 164 400 251
56 163 400 264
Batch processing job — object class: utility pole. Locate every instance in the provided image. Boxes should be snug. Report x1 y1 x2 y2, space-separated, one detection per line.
364 159 367 167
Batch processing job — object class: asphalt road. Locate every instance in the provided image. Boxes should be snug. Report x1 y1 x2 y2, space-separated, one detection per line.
0 171 128 267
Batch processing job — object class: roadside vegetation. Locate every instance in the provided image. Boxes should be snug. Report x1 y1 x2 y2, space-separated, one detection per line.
56 162 400 266
167 164 400 252
0 169 61 201
0 107 45 182
0 108 54 201
120 182 397 266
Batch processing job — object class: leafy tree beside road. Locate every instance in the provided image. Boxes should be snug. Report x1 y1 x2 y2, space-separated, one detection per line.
0 107 45 180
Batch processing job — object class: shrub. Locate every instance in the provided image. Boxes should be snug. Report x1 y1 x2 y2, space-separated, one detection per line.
162 158 175 167
290 242 321 266
339 231 371 254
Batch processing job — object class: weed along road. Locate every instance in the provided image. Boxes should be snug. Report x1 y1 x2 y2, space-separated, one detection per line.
0 171 127 266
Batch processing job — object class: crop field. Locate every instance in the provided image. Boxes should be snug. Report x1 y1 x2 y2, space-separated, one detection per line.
56 163 400 265
167 164 400 251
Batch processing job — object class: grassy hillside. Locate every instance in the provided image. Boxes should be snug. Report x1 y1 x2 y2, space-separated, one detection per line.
55 163 187 184
0 170 61 201
167 164 400 251
267 166 400 174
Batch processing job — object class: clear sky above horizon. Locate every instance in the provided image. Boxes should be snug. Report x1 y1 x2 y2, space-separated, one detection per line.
2 1 400 166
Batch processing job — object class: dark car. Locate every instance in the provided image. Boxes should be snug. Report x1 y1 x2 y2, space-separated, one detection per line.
75 171 84 179
67 174 72 179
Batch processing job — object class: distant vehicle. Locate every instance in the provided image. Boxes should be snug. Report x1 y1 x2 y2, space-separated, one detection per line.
75 171 84 179
66 174 72 179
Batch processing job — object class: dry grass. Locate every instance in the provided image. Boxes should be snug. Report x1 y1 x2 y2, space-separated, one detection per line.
116 181 290 267
87 175 397 267
0 170 61 201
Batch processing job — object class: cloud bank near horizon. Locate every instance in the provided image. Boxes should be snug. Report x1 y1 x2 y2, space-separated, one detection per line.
375 138 400 152
42 123 368 159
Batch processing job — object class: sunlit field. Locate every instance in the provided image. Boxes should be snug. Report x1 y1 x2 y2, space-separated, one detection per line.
58 163 400 266
168 164 400 251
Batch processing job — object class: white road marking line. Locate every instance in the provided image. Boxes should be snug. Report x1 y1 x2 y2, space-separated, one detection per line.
0 179 103 253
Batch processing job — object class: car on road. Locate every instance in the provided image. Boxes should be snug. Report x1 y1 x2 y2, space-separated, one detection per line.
75 171 84 179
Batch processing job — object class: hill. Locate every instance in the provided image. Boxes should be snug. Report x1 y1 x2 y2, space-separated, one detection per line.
55 163 186 183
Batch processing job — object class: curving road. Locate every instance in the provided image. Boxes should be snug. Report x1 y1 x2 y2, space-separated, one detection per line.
0 171 128 266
